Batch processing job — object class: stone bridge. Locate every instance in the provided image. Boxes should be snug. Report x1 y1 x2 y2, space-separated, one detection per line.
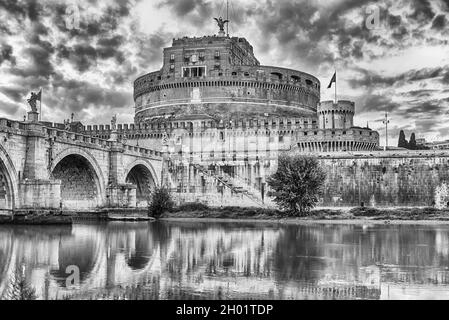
0 114 163 213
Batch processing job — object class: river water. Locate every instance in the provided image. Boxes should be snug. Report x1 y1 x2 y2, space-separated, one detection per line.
1 220 449 300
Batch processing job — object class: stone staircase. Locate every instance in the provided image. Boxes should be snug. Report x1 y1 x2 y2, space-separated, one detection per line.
192 164 266 208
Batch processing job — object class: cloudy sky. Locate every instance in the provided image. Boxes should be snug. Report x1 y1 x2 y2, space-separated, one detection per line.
0 0 448 146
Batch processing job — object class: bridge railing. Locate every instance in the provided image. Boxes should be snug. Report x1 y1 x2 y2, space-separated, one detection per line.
42 124 163 158
0 117 163 158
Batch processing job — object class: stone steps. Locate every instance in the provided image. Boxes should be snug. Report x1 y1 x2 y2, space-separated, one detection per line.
193 164 266 208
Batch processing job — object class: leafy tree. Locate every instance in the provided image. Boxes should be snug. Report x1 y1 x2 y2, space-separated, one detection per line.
267 154 326 216
148 186 174 217
398 130 408 148
409 133 417 150
3 268 37 300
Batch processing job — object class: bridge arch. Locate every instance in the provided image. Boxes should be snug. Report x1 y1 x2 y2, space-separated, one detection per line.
0 144 18 211
124 160 159 207
51 148 106 209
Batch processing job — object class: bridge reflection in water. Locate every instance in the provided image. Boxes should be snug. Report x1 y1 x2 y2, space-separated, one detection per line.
1 222 449 300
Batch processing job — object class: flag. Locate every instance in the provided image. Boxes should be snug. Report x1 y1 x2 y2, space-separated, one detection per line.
36 89 42 102
327 72 336 89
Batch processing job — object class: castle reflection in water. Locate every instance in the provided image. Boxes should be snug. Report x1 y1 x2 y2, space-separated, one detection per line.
1 222 449 300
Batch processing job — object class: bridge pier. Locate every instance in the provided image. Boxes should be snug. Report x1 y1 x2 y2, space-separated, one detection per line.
19 117 62 210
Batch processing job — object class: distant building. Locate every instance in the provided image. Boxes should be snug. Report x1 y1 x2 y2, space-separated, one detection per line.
415 138 426 145
425 140 449 150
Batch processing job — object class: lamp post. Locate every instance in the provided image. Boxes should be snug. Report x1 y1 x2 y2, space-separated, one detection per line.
382 112 390 151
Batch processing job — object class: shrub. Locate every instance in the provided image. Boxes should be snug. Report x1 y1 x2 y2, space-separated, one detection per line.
267 153 326 216
174 202 210 212
148 186 174 217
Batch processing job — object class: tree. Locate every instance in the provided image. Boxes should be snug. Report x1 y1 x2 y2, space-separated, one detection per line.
267 154 326 216
3 268 37 300
409 133 417 150
398 130 408 148
148 186 174 217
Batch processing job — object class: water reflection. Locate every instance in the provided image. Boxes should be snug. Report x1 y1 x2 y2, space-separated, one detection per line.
1 222 449 300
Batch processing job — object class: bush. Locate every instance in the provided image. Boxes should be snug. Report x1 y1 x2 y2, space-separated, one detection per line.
173 202 210 212
350 207 380 217
267 153 326 216
149 187 174 217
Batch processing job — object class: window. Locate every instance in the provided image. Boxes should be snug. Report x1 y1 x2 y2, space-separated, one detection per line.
182 66 206 78
199 52 205 60
170 54 175 61
291 75 301 82
170 64 175 72
215 51 220 58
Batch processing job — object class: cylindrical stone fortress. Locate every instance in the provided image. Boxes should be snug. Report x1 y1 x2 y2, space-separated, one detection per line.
134 36 320 123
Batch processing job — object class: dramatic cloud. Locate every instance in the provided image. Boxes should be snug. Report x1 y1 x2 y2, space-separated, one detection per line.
0 0 448 145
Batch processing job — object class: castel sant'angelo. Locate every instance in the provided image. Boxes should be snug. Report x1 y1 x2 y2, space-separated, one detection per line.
84 19 381 207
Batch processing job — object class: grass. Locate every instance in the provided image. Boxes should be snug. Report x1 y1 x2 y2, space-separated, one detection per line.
161 203 449 221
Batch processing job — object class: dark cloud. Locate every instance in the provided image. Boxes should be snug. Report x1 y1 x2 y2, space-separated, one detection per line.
49 76 132 114
0 0 41 21
355 94 400 114
0 44 15 66
349 67 448 88
432 14 447 30
157 0 216 27
442 70 449 84
408 0 435 24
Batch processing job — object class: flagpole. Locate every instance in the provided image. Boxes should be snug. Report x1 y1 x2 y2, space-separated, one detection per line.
40 87 42 122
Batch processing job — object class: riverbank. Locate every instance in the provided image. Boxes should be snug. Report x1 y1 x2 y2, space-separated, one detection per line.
161 204 449 224
0 208 154 225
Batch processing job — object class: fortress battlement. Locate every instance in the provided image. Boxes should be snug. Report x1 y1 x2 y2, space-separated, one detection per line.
318 100 355 113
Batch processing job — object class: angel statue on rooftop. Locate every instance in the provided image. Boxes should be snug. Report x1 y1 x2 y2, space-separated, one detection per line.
214 17 229 33
111 114 117 130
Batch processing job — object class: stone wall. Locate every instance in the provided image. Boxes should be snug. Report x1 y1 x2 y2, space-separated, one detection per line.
162 150 449 209
317 151 449 208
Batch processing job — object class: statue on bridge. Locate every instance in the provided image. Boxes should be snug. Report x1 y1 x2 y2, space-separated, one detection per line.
64 119 71 131
27 91 41 113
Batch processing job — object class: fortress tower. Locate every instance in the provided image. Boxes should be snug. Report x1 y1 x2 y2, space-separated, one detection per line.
318 100 355 130
83 22 380 208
